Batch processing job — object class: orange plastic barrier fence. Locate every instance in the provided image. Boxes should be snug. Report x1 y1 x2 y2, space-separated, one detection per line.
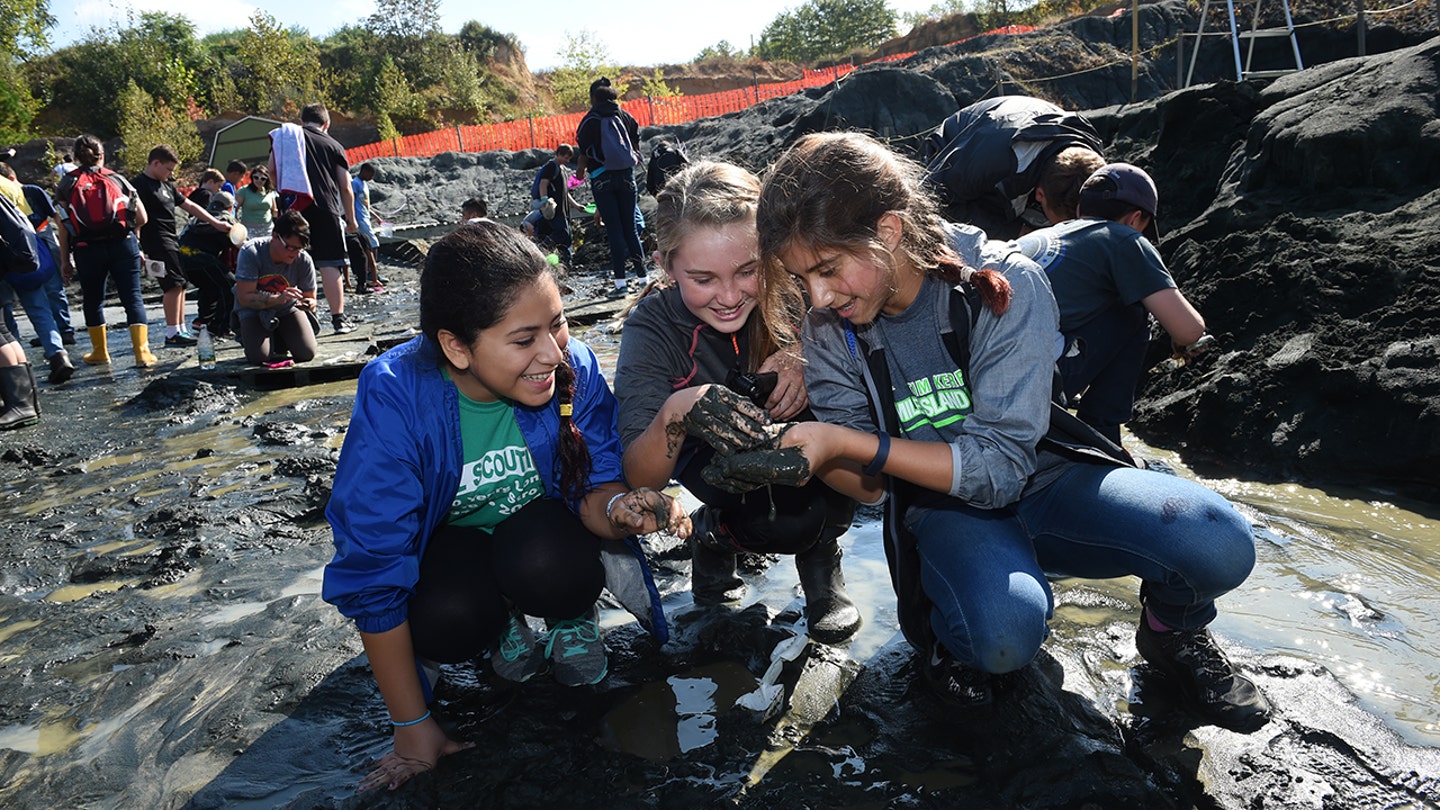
345 26 1036 164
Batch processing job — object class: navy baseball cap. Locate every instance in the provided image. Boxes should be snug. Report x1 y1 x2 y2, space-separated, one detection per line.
1078 163 1159 242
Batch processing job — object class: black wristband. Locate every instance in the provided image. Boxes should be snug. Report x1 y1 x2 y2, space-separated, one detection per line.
862 431 890 476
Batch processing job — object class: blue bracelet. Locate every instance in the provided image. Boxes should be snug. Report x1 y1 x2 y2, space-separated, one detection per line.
392 709 430 728
862 432 890 477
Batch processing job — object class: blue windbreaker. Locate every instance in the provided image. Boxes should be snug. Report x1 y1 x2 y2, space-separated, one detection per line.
322 334 649 635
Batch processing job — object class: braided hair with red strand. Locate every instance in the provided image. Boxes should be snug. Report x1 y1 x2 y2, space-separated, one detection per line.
420 221 593 503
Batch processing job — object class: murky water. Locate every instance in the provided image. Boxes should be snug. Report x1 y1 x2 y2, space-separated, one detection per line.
1 319 1437 808
587 325 1440 749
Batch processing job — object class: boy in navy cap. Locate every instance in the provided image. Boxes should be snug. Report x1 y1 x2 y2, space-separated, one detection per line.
1015 163 1210 444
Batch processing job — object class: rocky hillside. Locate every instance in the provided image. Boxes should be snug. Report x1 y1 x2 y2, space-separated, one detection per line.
363 0 1438 500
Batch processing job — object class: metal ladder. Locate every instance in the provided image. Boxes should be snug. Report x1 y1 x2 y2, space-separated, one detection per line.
1185 0 1305 86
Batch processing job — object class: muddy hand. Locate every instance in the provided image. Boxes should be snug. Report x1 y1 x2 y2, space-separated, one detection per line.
700 434 811 494
610 487 692 538
359 725 473 792
682 385 773 455
360 750 435 792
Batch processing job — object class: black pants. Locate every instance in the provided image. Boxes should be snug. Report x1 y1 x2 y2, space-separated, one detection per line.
679 444 855 555
181 252 234 336
408 498 606 664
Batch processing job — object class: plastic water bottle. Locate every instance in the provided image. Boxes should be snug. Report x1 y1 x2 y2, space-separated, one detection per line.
196 325 216 370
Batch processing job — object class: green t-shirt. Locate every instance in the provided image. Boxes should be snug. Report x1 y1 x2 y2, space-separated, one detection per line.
448 385 544 530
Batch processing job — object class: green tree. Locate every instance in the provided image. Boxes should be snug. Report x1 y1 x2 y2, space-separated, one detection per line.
1 0 53 138
366 0 440 42
457 21 516 61
757 0 897 62
901 0 968 28
694 40 742 63
317 25 378 113
640 69 681 99
115 79 202 171
235 11 322 114
549 30 623 112
20 12 207 137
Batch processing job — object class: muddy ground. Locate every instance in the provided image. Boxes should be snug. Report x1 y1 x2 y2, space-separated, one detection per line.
3 4 1440 807
1 251 1438 808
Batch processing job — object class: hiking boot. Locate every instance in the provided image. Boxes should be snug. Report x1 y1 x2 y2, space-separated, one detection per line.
796 538 862 644
545 606 607 687
689 505 746 606
47 352 75 385
164 332 198 347
921 639 993 710
1134 614 1272 732
491 611 545 684
332 313 356 334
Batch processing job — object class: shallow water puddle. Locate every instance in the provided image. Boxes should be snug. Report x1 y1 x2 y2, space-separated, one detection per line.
597 660 758 761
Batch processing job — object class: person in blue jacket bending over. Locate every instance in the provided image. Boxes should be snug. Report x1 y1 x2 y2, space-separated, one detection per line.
323 220 690 792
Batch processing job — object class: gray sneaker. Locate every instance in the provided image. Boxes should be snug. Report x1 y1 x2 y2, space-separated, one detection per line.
545 606 607 687
491 612 545 683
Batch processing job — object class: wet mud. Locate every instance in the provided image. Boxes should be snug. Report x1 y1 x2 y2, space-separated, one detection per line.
1 259 1436 810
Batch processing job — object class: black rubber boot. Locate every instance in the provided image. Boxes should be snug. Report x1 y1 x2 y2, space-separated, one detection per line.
689 505 746 606
796 537 862 644
0 364 40 431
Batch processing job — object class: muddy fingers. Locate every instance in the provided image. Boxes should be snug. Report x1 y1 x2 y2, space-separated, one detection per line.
682 385 773 455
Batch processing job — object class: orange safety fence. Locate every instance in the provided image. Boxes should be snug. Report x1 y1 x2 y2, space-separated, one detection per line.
345 26 1036 164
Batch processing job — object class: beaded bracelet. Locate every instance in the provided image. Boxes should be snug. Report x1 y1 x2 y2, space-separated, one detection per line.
392 709 430 728
862 432 891 477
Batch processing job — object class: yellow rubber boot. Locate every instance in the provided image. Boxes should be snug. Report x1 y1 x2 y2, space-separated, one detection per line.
82 326 110 365
129 324 157 368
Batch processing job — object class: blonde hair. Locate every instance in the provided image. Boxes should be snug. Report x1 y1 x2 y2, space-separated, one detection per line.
653 160 803 366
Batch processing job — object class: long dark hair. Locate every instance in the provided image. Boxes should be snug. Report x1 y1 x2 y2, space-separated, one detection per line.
420 222 592 501
249 166 271 193
755 132 1011 347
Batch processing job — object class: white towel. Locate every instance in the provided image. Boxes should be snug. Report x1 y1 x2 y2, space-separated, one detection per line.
269 123 313 211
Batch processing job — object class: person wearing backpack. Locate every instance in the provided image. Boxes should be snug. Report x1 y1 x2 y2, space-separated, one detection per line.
0 169 73 384
576 77 646 296
523 145 584 267
745 132 1270 732
0 192 42 430
922 96 1105 240
53 134 155 368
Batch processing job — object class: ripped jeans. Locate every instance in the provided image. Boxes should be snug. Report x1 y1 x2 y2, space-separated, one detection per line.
908 463 1255 673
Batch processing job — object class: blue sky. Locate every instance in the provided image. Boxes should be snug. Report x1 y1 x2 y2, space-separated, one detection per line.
43 0 942 71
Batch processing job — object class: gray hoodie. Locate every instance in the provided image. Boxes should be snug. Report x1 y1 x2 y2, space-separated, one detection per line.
802 222 1066 510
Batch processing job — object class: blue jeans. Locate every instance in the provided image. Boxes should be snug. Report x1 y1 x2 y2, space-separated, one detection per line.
590 169 644 279
73 235 146 326
1058 302 1150 445
907 463 1255 674
36 229 74 338
0 278 63 358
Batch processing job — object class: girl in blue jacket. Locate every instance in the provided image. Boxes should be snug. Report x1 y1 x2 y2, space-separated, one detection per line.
324 221 688 791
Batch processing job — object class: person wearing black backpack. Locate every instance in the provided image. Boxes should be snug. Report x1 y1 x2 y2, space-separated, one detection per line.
576 77 646 296
742 132 1270 732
